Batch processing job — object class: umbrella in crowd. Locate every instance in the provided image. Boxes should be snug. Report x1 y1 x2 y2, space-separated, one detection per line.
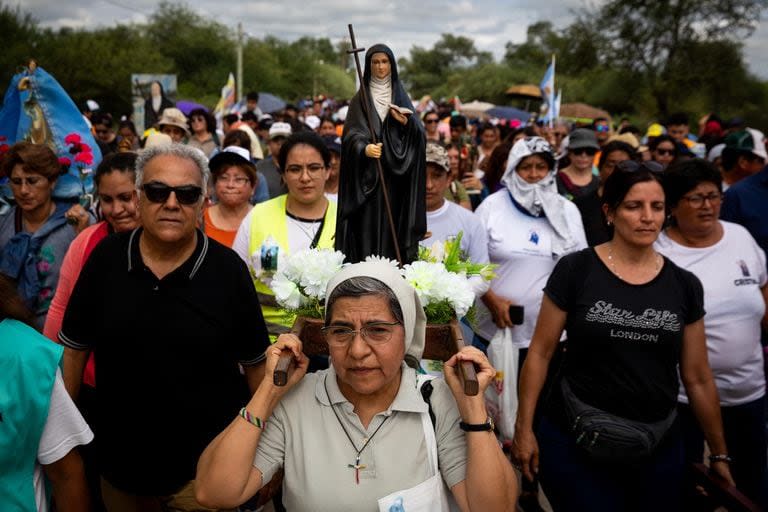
486 105 531 123
175 100 208 115
258 92 287 114
460 100 495 118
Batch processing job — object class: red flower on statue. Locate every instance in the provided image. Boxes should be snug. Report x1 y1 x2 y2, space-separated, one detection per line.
58 157 72 167
64 133 82 145
74 152 93 166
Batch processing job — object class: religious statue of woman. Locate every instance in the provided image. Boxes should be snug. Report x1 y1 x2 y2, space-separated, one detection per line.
336 44 426 264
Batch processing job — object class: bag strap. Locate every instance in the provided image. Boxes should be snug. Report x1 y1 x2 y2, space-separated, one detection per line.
420 379 437 430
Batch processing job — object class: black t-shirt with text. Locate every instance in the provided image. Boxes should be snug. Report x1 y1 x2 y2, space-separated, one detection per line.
545 248 704 423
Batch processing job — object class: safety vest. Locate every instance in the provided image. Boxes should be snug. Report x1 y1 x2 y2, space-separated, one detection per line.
247 195 337 339
0 318 63 511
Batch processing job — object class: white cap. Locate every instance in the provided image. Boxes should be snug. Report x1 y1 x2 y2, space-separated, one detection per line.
269 122 292 140
707 143 725 162
86 99 100 112
747 128 767 161
305 115 321 130
222 145 251 161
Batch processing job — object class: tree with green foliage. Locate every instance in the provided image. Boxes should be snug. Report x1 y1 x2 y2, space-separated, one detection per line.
589 0 768 116
398 34 492 98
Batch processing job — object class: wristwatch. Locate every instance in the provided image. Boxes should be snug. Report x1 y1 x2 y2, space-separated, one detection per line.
709 454 733 464
460 416 495 432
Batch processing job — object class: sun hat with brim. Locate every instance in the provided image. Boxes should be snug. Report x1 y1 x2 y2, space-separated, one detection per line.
208 146 257 178
567 128 600 151
607 132 640 149
724 128 767 161
157 107 191 135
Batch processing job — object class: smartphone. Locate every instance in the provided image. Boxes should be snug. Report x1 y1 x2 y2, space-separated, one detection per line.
508 305 525 325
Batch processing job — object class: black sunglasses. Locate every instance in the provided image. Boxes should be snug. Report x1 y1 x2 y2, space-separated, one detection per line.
141 182 202 205
615 160 664 174
572 147 597 156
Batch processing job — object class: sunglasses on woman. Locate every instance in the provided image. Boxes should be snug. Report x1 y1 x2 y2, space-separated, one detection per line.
141 182 203 205
572 148 597 156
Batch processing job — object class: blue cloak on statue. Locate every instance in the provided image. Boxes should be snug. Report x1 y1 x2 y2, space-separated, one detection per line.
0 64 101 207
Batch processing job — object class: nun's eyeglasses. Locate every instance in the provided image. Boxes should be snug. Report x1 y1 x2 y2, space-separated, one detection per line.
321 321 402 347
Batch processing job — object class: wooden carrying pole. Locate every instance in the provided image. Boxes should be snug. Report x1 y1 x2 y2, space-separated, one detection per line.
273 317 305 386
274 316 479 396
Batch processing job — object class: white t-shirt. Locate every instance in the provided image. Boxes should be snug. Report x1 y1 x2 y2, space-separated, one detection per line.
474 190 587 346
34 369 94 512
422 201 491 297
655 221 767 406
233 208 322 274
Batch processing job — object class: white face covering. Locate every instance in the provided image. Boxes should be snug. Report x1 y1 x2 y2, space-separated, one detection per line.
369 75 392 122
501 137 582 257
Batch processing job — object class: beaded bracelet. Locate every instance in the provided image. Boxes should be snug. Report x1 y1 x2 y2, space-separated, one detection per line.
239 407 267 430
709 454 733 464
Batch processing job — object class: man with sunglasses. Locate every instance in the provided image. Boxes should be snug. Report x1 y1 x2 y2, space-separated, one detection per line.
59 144 270 511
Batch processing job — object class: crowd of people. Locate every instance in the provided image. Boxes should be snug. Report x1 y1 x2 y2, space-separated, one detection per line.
2 46 768 512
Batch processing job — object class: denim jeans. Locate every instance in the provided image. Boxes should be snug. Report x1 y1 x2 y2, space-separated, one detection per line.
537 414 684 512
678 395 768 509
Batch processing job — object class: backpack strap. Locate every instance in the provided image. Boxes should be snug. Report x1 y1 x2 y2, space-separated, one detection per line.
418 376 437 430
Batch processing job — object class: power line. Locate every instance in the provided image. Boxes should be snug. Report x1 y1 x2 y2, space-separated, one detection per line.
100 0 151 16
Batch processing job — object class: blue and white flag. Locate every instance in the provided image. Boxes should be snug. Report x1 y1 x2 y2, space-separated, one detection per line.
539 56 556 126
553 88 562 121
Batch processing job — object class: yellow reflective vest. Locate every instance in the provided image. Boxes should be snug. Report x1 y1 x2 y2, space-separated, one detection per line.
246 194 337 339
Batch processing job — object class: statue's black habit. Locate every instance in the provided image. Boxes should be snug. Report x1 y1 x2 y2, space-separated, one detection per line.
335 44 426 264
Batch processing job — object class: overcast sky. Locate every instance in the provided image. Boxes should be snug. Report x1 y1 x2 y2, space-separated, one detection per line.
19 0 768 80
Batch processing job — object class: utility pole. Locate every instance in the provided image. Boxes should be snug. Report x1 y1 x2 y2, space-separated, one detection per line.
236 23 244 104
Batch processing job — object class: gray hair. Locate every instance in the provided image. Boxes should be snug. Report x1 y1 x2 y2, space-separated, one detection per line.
135 143 210 197
325 276 404 325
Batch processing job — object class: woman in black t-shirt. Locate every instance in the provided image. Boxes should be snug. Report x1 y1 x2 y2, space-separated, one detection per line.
511 162 733 511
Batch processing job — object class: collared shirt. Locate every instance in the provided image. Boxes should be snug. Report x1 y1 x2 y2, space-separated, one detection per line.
60 228 269 495
254 364 467 511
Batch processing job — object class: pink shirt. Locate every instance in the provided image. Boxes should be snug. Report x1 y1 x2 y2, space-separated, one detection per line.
44 222 109 387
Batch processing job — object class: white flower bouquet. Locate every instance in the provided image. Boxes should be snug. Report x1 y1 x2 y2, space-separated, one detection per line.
270 247 346 318
270 233 495 324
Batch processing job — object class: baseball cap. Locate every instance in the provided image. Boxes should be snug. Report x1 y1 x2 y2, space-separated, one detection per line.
305 115 321 130
323 135 342 155
269 122 292 140
425 142 450 172
209 145 257 175
724 128 767 161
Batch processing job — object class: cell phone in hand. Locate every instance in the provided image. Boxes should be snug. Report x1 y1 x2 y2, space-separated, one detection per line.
508 305 525 325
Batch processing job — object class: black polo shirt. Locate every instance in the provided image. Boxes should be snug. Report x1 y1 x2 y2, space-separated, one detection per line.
60 228 269 495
